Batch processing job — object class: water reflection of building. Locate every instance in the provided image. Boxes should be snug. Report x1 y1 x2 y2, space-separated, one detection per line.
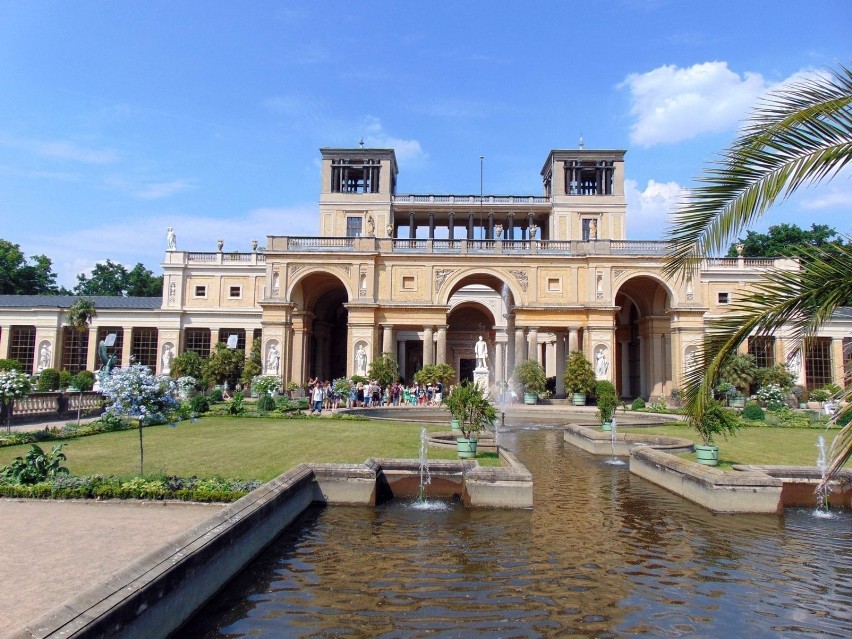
1 145 849 399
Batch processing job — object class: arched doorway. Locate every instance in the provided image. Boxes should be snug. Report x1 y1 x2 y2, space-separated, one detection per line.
290 272 349 382
447 299 496 382
614 276 672 401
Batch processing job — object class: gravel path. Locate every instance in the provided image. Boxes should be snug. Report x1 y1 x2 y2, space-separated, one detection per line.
0 499 221 634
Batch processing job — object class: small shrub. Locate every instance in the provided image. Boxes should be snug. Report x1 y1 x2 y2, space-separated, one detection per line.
227 391 245 415
257 394 276 413
0 359 23 372
631 397 646 410
37 368 61 392
72 370 95 392
756 383 786 410
59 370 73 389
189 395 210 414
98 413 127 432
208 388 224 403
742 403 766 421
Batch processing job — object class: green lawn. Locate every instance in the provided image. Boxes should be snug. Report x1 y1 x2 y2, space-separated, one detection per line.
621 423 842 468
0 418 471 481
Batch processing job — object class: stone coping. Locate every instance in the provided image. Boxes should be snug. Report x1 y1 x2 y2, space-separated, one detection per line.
11 454 532 639
563 423 694 456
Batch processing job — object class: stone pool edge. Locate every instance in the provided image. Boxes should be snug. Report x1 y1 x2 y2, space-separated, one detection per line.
10 453 532 639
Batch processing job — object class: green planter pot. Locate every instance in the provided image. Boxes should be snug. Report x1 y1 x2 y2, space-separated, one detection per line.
730 395 746 409
695 444 719 466
601 421 612 431
572 392 587 406
456 438 478 459
450 419 462 432
523 392 537 405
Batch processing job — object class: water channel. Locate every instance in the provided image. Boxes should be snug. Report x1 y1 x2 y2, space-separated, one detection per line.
183 426 851 638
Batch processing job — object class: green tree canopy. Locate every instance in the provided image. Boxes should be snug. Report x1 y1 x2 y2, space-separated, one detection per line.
0 239 62 295
727 223 843 257
73 260 162 297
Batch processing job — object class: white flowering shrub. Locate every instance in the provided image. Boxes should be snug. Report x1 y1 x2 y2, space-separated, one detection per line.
176 376 198 397
0 370 32 405
99 364 179 425
756 383 787 410
251 375 280 395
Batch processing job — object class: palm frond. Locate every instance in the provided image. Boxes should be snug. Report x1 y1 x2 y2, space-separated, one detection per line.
665 64 852 278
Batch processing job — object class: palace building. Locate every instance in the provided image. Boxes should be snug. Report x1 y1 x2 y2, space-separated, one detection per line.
1 145 849 398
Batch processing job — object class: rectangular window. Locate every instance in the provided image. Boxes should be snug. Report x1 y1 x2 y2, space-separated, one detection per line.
402 276 415 291
331 159 380 194
547 277 561 293
96 327 124 368
346 217 363 237
805 337 833 390
748 336 775 369
228 286 242 299
9 326 36 374
61 327 90 374
184 328 211 358
194 285 207 298
131 328 159 369
219 328 246 352
718 292 730 305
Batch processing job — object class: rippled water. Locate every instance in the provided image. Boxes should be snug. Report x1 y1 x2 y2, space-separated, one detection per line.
183 428 852 638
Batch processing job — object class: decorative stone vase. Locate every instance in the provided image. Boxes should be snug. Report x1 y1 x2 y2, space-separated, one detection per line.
456 438 478 459
572 392 587 406
601 421 612 432
523 392 537 405
695 444 720 466
450 419 462 431
730 395 746 409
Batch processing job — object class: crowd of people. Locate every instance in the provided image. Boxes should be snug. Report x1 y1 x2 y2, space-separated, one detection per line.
306 378 446 415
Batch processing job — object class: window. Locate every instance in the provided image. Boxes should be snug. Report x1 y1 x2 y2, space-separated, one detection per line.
402 276 415 291
805 337 833 390
97 327 124 368
131 328 158 368
717 292 730 305
331 159 380 193
564 160 614 195
228 285 242 299
547 278 561 293
184 328 211 358
346 217 363 237
9 326 36 374
748 336 775 369
194 285 207 298
61 327 90 374
219 328 246 352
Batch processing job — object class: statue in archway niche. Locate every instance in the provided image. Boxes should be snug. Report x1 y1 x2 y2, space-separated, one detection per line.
595 347 609 378
266 343 280 375
355 344 368 376
474 336 488 370
37 343 51 372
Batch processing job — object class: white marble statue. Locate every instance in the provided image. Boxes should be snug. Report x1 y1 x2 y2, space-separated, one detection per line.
355 345 368 375
266 344 280 375
161 344 173 374
474 335 488 370
38 343 51 372
595 347 609 378
166 227 176 251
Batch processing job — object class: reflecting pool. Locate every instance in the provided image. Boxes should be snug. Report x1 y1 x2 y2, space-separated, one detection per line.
183 428 851 638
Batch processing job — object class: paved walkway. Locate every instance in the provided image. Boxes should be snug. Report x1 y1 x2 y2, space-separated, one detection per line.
0 499 221 634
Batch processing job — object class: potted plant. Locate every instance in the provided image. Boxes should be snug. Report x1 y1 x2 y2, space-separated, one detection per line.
692 399 740 466
719 353 756 409
443 381 496 458
513 359 546 404
563 351 596 405
595 380 618 431
791 385 807 409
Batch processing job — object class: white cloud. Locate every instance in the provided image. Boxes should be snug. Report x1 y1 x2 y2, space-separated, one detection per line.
625 178 688 239
134 179 195 200
0 136 118 164
27 205 319 287
362 116 426 162
620 61 773 146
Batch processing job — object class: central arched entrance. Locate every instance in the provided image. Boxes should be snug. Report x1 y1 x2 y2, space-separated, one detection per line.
290 271 349 382
614 276 672 400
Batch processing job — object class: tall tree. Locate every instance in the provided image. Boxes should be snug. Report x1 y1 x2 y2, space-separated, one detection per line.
663 63 852 487
726 223 843 257
0 239 61 295
74 260 162 297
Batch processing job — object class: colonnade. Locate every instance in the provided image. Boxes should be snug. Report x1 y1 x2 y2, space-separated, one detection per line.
397 211 541 241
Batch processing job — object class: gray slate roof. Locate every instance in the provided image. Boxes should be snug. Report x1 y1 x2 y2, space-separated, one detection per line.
0 295 162 310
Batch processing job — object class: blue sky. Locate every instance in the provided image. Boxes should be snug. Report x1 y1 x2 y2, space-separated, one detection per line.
1 1 850 287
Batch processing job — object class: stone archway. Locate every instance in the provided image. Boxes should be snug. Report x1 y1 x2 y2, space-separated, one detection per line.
614 276 673 401
289 271 350 382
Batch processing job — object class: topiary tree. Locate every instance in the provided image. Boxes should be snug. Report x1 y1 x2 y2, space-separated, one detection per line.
171 351 205 382
204 343 245 389
368 352 400 386
37 368 60 392
595 380 618 424
513 359 547 395
72 370 95 392
0 359 23 372
413 363 455 386
240 337 263 389
0 369 32 433
563 351 596 396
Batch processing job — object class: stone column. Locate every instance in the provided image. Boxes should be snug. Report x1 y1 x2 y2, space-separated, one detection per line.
568 328 579 353
382 325 394 355
832 338 845 388
121 326 134 368
436 326 447 365
527 327 540 364
428 212 436 239
448 212 455 241
86 326 99 372
495 341 504 385
423 326 434 366
409 212 416 239
467 214 474 240
638 335 647 398
397 339 407 380
620 340 631 398
554 330 566 396
515 327 527 365
507 213 515 240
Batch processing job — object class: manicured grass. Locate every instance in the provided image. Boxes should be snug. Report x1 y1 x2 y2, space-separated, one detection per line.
0 417 481 481
621 423 845 468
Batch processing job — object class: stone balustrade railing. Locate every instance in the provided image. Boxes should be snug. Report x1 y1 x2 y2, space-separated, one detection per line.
4 391 103 423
